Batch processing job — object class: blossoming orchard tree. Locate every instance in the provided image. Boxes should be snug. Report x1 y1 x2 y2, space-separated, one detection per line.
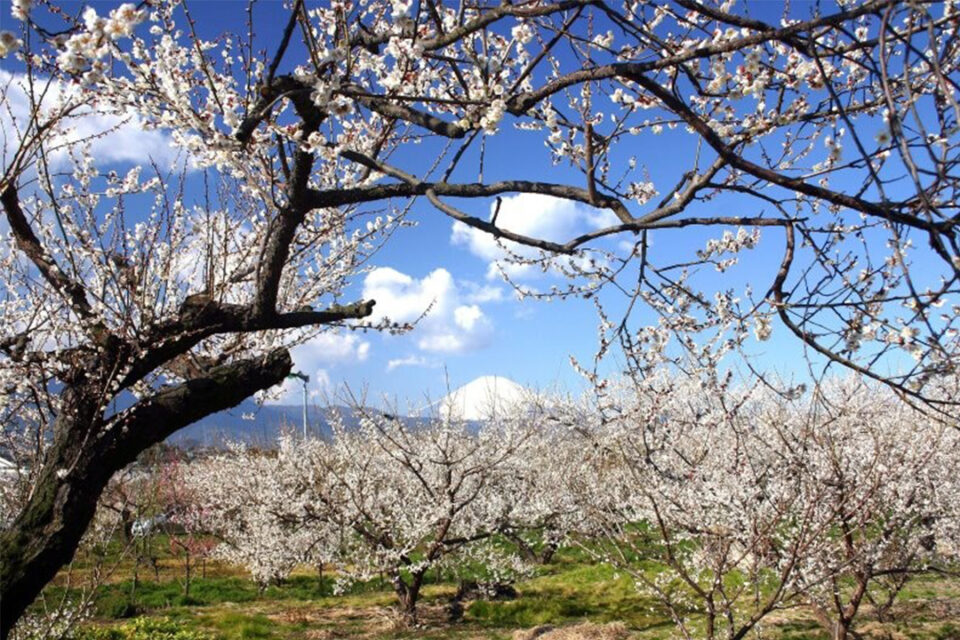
2 0 960 634
568 368 960 640
181 408 548 621
293 408 546 621
178 441 327 593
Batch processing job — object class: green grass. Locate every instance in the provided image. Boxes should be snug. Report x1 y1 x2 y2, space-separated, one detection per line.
28 539 960 640
200 612 276 640
467 562 640 625
76 617 214 640
103 577 258 613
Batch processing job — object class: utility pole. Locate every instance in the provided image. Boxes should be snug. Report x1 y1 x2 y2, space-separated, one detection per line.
286 371 310 438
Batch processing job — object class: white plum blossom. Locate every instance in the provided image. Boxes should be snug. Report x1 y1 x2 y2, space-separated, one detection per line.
182 399 555 620
626 181 658 205
564 367 960 640
0 31 21 57
753 314 772 341
104 4 145 39
10 0 30 21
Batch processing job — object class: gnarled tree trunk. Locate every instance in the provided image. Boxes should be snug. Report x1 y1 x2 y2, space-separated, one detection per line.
0 350 292 639
392 568 427 624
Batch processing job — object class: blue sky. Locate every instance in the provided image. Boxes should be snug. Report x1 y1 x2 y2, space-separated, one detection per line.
2 0 923 407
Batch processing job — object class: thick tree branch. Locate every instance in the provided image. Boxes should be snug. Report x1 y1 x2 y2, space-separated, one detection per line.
344 0 593 54
265 0 303 85
1 185 98 325
306 177 629 217
105 349 293 454
0 350 293 638
237 76 470 145
123 299 376 390
343 86 468 138
252 81 326 318
671 0 814 55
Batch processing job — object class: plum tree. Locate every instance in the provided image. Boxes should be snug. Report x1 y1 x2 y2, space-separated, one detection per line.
2 1 959 634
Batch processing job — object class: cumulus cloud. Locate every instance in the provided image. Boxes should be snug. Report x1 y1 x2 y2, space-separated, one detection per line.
292 332 370 366
362 267 495 354
460 281 505 304
266 332 369 404
450 193 619 280
1 70 180 170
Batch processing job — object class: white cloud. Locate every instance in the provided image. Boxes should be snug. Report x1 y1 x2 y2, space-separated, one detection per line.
1 70 180 170
460 281 505 304
386 355 440 372
363 267 494 354
310 369 333 398
454 305 485 331
291 332 370 367
266 333 369 404
450 193 619 280
267 367 333 406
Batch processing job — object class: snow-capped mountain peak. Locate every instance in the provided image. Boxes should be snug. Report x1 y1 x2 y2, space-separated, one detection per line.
436 375 528 421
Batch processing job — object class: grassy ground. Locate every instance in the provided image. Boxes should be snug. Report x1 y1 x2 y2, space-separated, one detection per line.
38 540 960 640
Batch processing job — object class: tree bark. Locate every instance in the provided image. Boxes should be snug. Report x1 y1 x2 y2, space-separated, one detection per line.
393 569 426 624
0 350 292 639
540 541 558 565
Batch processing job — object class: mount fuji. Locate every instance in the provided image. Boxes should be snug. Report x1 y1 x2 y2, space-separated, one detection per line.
167 376 532 447
432 376 529 421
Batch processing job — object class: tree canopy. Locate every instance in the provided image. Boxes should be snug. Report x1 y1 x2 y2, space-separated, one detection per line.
2 0 959 635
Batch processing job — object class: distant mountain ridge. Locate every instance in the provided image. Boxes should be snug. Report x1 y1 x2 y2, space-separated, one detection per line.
167 403 345 447
171 376 531 447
